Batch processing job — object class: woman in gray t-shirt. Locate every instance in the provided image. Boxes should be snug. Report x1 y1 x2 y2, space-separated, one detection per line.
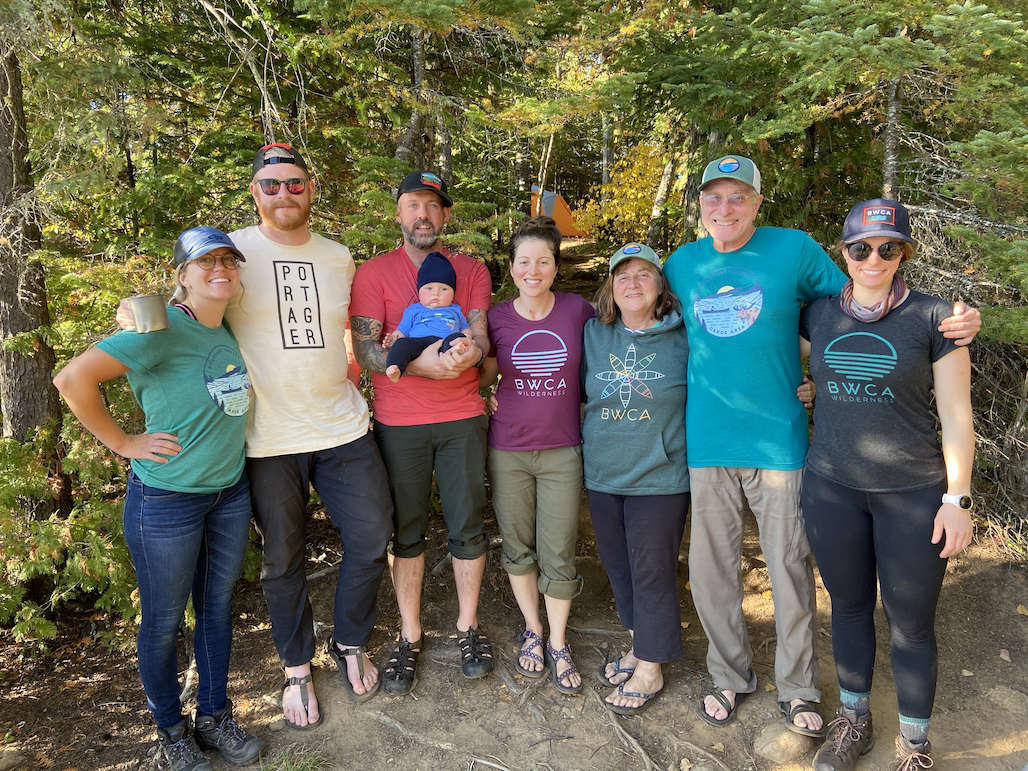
799 199 974 771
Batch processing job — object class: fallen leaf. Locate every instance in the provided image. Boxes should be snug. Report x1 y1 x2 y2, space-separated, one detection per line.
765 683 776 691
680 621 689 629
1017 604 1028 616
762 590 773 600
1000 649 1011 662
680 760 695 771
712 742 725 753
961 669 974 676
685 581 691 590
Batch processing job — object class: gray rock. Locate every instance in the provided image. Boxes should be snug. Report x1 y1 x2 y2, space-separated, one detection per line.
0 747 26 771
753 723 816 764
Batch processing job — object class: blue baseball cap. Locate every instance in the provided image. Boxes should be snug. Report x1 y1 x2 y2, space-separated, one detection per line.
842 198 913 243
173 227 246 267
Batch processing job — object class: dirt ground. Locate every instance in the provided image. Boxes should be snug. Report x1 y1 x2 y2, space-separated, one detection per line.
4 498 1028 771
3 241 1028 771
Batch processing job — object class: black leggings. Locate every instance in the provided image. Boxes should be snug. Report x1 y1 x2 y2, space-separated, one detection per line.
386 332 466 375
802 469 948 719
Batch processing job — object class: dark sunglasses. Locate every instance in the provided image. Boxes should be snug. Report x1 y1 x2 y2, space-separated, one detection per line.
193 255 240 270
257 177 307 196
845 241 906 261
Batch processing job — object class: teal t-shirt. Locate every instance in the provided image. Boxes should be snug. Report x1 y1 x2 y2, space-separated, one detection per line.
663 227 846 470
97 311 251 493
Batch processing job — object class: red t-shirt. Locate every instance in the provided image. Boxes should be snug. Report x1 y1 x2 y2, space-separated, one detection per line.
350 246 491 426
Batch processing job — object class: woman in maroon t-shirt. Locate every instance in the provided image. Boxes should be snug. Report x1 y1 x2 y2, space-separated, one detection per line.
480 217 595 695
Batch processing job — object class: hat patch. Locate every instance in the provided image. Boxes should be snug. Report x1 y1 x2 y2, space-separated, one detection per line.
623 244 642 254
420 172 442 190
718 158 741 173
862 206 895 226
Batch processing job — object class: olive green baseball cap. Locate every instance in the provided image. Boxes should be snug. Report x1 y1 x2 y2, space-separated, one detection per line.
609 242 662 273
700 155 761 194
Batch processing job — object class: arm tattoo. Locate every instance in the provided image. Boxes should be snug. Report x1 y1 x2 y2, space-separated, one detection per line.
350 315 389 374
466 308 489 364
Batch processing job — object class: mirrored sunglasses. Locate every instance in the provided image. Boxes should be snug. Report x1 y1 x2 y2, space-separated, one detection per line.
845 241 906 261
257 177 307 196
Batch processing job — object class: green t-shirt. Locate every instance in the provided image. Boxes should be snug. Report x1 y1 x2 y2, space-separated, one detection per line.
664 227 846 470
97 311 250 493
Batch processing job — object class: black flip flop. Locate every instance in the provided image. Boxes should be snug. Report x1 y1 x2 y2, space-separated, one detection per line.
327 637 380 703
697 687 749 727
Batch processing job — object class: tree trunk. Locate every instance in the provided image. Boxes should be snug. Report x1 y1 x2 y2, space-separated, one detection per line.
601 114 613 200
535 131 556 216
680 124 702 243
435 118 452 185
395 27 425 166
515 138 532 215
0 46 70 518
646 149 676 248
882 77 901 199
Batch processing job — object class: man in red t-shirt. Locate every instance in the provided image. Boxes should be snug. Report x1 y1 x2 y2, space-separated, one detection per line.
351 171 493 696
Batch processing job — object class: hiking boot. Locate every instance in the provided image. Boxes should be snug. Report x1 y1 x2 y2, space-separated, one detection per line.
156 717 212 771
893 736 933 770
193 699 266 766
812 706 874 771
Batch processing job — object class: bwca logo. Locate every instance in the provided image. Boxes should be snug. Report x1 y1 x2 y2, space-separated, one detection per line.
862 206 895 227
823 332 897 402
511 330 569 395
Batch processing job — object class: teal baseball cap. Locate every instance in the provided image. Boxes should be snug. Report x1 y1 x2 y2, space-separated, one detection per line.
701 155 762 194
609 242 662 274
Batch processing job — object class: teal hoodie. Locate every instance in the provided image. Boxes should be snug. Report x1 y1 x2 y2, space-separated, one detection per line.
581 308 689 496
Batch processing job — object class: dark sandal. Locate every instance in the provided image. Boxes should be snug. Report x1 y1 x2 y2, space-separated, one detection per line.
596 655 636 686
381 635 423 696
281 673 323 731
544 641 582 694
326 636 380 703
778 699 826 737
514 629 546 678
698 687 749 727
457 627 493 679
605 682 662 716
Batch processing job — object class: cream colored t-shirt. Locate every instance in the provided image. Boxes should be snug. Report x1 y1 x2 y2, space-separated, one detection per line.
226 226 369 457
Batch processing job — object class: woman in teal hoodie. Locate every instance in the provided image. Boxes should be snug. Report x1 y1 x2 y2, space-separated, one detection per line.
582 243 690 716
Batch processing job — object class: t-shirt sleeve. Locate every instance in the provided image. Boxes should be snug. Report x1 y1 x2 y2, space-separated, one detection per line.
396 304 417 336
96 329 161 373
350 261 387 321
928 298 961 363
454 307 471 330
797 234 847 301
468 261 492 313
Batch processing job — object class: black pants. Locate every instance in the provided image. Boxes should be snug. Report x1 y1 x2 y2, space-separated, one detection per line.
247 433 393 666
386 332 466 375
802 469 948 719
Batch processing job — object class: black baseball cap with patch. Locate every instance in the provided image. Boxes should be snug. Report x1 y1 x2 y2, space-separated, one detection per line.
252 144 309 177
396 170 453 208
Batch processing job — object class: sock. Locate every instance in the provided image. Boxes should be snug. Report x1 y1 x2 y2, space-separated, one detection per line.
839 688 871 717
899 715 931 746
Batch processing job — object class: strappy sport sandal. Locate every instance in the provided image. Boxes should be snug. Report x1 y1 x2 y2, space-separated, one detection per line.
381 634 423 696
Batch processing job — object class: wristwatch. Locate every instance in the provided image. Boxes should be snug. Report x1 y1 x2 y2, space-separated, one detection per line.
941 493 973 510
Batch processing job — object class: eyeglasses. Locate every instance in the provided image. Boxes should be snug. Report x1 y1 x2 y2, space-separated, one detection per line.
844 241 906 261
192 255 240 270
700 193 757 207
257 177 307 196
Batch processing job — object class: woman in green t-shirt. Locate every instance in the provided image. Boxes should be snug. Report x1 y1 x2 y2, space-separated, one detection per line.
53 227 264 771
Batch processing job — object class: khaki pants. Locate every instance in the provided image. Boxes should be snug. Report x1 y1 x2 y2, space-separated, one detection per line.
687 466 820 703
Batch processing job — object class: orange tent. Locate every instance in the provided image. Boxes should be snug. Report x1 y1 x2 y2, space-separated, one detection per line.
530 186 589 237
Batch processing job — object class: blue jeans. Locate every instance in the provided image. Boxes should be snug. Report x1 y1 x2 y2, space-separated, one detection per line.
123 471 251 729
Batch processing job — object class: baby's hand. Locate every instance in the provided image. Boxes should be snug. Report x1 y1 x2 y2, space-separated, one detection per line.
382 330 403 348
450 339 471 356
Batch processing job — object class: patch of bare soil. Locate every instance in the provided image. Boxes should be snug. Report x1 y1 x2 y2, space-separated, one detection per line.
3 500 1028 771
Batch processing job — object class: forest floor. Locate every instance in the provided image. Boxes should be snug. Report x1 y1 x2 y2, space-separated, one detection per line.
3 240 1028 771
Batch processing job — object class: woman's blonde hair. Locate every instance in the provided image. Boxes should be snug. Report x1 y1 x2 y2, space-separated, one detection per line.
593 259 676 324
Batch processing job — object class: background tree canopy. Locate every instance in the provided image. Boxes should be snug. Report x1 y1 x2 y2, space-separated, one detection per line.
1 0 1026 645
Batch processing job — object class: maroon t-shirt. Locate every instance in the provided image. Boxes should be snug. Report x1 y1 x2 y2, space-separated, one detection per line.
487 292 595 451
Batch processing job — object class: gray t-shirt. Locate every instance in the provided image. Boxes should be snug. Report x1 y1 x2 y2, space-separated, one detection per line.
800 290 959 492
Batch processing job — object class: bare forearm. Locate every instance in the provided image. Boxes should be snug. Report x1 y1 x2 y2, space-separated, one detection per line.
350 315 389 374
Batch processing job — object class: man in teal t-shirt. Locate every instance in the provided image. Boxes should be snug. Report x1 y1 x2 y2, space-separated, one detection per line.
664 155 981 734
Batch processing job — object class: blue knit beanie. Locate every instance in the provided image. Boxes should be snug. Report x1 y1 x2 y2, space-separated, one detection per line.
417 252 457 291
